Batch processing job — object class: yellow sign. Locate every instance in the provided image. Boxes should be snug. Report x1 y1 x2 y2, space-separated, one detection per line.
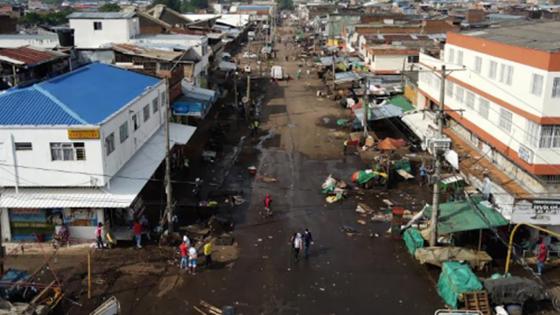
67 129 100 140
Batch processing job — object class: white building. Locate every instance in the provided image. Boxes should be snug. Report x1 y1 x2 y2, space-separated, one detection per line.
0 34 60 49
413 22 560 225
0 63 195 241
68 12 140 49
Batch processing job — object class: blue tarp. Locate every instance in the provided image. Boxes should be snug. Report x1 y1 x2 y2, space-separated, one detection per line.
174 82 217 118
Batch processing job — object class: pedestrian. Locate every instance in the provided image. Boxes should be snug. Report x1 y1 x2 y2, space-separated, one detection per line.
203 240 213 268
139 214 150 241
292 233 303 262
95 222 104 249
303 228 313 259
536 238 548 276
133 220 142 249
343 140 348 155
179 237 188 270
188 245 198 275
419 163 427 187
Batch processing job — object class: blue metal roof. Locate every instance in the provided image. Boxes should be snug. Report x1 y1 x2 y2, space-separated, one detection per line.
0 63 161 126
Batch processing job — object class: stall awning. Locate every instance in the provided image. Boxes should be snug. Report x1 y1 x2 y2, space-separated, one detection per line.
423 197 508 234
354 104 403 122
0 123 196 209
218 61 237 71
389 95 414 112
334 71 362 84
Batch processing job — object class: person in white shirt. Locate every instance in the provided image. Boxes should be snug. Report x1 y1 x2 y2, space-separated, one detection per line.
188 246 198 275
292 233 303 262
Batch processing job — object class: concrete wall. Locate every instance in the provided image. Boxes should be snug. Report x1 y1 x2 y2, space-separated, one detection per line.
70 18 140 49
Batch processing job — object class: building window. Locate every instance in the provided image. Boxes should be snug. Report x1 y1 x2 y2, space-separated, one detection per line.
93 21 102 30
525 119 540 148
539 125 560 148
474 56 482 74
531 73 544 96
132 114 139 131
447 48 454 64
499 64 513 85
478 98 489 119
542 175 560 184
552 78 560 98
407 55 419 63
161 93 167 108
119 122 129 143
50 142 85 161
456 50 463 66
498 108 513 133
152 98 159 113
15 142 32 151
488 61 497 79
143 105 150 122
455 86 464 103
465 91 475 109
105 133 115 156
445 81 454 97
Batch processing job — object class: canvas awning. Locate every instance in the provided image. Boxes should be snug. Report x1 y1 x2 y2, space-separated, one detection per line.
354 104 403 123
0 123 196 209
334 71 361 84
423 197 508 234
218 61 237 71
389 95 414 112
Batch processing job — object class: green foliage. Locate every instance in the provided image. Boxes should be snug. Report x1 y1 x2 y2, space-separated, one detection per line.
152 0 182 12
99 3 121 12
278 0 293 10
19 8 74 26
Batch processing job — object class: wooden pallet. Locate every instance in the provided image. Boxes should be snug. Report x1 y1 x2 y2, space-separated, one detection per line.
463 291 491 315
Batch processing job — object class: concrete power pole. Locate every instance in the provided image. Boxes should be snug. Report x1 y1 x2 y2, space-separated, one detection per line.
164 78 174 234
429 65 446 247
362 78 368 138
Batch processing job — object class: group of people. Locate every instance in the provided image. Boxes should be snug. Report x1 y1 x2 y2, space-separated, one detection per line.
290 229 314 262
95 215 147 250
179 235 213 275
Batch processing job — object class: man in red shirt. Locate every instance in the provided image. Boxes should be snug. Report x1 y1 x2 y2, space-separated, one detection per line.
179 237 188 269
536 238 548 276
133 220 142 249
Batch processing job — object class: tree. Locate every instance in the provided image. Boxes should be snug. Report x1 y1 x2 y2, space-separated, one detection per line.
99 3 121 12
18 8 74 26
152 0 181 12
278 0 293 10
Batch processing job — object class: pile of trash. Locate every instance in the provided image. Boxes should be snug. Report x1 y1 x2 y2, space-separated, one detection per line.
321 175 348 203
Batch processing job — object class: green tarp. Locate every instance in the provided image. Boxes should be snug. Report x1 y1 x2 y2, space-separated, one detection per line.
394 159 412 173
423 197 508 235
403 228 424 255
389 95 414 113
437 261 483 308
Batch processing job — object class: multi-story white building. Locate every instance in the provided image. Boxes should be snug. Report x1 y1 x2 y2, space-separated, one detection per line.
69 12 140 49
0 63 195 241
413 22 560 225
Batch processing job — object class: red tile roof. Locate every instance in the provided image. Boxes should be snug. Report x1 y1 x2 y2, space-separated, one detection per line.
0 46 65 66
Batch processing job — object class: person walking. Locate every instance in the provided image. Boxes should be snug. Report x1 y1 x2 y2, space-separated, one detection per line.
133 220 142 249
203 240 213 268
303 228 314 259
419 163 428 187
95 222 104 249
179 237 188 270
536 238 548 276
292 233 303 262
188 245 198 275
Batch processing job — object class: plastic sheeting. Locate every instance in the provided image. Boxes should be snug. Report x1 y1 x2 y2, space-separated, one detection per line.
437 261 483 308
483 276 547 306
403 228 424 255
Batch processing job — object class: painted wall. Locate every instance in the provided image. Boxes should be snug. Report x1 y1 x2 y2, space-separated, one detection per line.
70 18 140 49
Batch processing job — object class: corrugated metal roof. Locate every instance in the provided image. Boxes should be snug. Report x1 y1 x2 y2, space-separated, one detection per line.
0 46 66 66
112 43 183 61
0 123 196 208
0 63 161 126
0 87 82 125
67 12 136 19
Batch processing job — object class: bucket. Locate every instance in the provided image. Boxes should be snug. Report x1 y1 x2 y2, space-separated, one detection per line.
248 166 257 176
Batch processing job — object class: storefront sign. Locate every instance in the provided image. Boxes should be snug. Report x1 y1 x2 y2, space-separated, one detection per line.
518 145 533 164
67 129 100 140
512 199 560 225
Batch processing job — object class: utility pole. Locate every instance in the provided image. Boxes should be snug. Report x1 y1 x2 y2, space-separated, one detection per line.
362 78 368 138
429 65 446 247
234 72 238 109
0 208 4 275
164 78 174 234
